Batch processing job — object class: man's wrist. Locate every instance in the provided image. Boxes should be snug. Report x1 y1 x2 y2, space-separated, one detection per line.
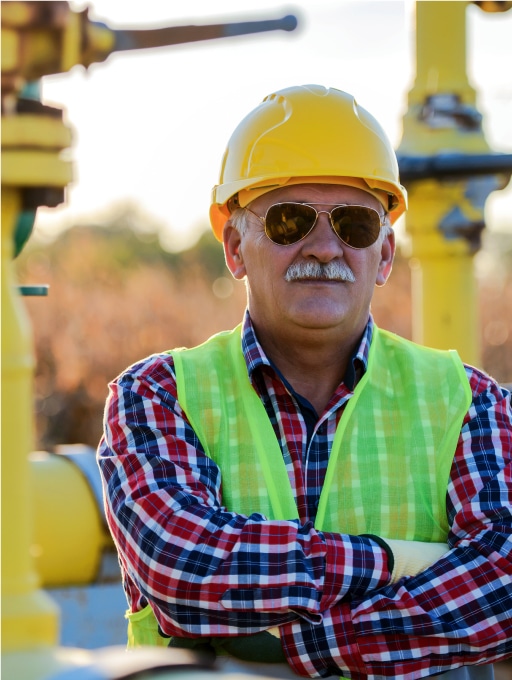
359 533 395 573
321 533 391 608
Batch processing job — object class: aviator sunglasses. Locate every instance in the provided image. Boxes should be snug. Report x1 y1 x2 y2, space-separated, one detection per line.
244 202 385 248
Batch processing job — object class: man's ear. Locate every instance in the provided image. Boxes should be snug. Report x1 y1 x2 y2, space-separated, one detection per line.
223 224 247 280
376 229 395 287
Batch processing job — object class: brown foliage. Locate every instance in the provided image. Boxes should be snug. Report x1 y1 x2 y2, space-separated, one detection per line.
17 224 246 449
15 220 512 450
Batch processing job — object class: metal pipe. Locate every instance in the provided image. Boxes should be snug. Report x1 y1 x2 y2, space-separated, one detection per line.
111 15 298 52
398 153 512 182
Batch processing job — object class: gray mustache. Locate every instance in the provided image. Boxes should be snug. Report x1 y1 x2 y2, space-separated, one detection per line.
285 261 356 283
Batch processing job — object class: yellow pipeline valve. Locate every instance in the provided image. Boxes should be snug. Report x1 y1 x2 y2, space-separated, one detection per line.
1 112 73 190
1 96 73 256
396 1 511 364
1 186 60 654
1 2 115 94
1 1 296 100
0 2 297 673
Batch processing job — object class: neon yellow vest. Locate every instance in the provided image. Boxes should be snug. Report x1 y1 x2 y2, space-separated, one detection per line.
126 324 472 646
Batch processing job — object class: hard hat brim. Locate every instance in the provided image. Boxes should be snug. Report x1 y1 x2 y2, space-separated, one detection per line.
210 175 407 242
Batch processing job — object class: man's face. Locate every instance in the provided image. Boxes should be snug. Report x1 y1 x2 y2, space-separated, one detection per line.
223 183 395 343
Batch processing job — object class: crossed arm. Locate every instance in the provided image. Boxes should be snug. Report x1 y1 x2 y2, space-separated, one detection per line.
98 355 512 678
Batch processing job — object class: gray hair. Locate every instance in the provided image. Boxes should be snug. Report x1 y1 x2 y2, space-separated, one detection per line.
228 207 250 236
380 219 393 243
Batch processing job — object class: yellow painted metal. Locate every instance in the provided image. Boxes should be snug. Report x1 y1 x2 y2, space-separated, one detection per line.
1 28 19 72
0 1 38 25
1 2 115 86
61 9 83 74
2 114 73 150
61 10 116 72
0 3 302 676
412 2 474 110
1 171 121 680
3 150 73 187
404 176 481 362
399 3 488 157
0 8 75 651
406 186 479 361
29 452 110 587
397 1 496 365
1 187 60 652
1 113 73 188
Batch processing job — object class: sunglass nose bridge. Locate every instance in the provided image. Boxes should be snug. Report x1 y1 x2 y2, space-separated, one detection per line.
296 206 342 237
309 209 340 239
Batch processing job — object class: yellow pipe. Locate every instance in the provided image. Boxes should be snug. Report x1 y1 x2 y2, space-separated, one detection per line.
2 115 73 150
0 3 301 676
2 150 74 187
29 451 112 587
1 28 19 73
0 155 100 680
397 1 495 365
1 112 73 188
413 2 474 106
1 187 60 652
400 3 489 158
404 178 480 363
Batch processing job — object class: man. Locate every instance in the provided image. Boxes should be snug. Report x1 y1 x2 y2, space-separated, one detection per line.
97 85 512 679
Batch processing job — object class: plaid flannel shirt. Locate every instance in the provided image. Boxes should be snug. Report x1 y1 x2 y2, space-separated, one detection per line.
97 312 512 679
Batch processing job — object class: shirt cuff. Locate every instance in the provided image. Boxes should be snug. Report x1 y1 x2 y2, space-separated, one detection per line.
320 533 391 610
279 602 364 678
220 585 321 616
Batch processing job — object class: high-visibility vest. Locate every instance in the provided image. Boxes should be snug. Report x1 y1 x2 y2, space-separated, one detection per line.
126 324 472 647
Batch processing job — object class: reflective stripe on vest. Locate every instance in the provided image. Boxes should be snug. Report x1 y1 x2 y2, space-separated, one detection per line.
127 324 472 647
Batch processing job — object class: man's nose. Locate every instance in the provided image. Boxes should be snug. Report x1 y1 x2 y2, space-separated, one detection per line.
300 212 344 259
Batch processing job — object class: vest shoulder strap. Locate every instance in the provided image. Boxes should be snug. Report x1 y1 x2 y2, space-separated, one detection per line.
172 326 298 520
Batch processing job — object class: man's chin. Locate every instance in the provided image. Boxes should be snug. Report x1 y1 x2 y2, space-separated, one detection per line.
289 306 351 331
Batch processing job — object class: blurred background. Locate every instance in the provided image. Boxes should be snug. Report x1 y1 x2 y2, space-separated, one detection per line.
3 2 512 675
14 0 512 453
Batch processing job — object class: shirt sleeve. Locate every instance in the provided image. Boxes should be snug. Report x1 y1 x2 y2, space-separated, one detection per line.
97 353 390 638
279 367 512 679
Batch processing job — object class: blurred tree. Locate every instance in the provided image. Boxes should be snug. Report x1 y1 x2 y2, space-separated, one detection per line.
15 213 512 450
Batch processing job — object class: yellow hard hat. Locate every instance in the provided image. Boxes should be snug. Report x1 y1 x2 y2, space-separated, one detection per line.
210 84 407 241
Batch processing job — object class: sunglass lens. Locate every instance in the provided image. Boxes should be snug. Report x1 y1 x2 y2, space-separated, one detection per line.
265 203 317 245
331 206 381 248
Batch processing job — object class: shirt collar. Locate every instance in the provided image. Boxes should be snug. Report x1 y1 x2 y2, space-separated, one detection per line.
241 310 374 391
